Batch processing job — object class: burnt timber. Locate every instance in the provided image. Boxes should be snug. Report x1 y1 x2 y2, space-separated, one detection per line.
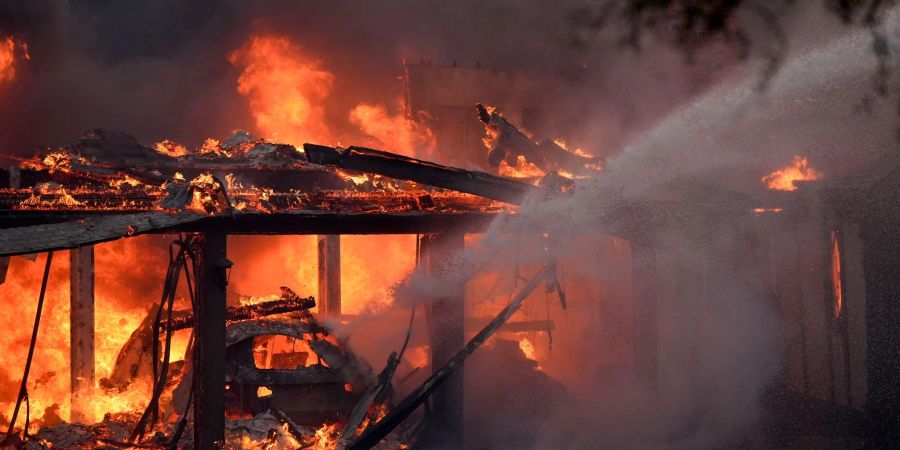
303 144 538 204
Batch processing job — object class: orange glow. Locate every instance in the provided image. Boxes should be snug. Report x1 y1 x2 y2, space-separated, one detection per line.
0 36 28 85
832 231 843 319
228 235 416 316
313 422 339 448
498 155 545 179
349 103 435 158
752 207 783 214
229 35 335 146
763 156 822 191
154 139 190 158
0 236 191 427
518 336 537 360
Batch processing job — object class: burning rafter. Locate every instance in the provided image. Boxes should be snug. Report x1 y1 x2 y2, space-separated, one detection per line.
304 144 538 204
475 103 603 177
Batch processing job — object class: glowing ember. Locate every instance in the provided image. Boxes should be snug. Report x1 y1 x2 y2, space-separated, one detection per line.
256 386 273 398
832 231 843 319
229 35 335 146
752 207 783 214
763 155 822 191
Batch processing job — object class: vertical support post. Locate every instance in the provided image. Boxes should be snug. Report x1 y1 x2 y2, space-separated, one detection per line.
317 235 341 316
0 167 19 285
193 232 228 449
69 246 94 423
631 242 658 392
862 205 900 446
419 231 465 448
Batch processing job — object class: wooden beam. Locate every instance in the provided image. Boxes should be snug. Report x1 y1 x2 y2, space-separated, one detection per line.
193 231 228 449
303 144 537 204
0 211 207 257
69 245 94 423
0 211 501 254
317 235 341 316
419 231 465 448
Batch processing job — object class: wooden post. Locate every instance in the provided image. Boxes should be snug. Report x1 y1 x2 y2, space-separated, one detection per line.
69 246 94 423
631 243 659 392
419 231 465 448
193 232 228 449
317 235 341 316
0 167 18 285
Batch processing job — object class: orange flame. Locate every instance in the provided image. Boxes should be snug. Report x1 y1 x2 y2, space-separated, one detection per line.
349 103 435 158
498 156 545 179
153 140 190 158
229 35 335 146
0 237 191 427
763 155 822 191
0 36 28 85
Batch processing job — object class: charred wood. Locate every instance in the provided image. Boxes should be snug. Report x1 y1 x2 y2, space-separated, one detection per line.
476 103 603 175
0 211 208 257
167 295 316 331
303 144 537 205
348 266 552 449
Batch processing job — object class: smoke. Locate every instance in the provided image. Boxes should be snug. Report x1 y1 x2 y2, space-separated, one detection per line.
383 5 900 449
0 0 759 157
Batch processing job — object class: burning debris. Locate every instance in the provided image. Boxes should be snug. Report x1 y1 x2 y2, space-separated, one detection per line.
762 155 822 191
1 129 510 221
475 104 603 179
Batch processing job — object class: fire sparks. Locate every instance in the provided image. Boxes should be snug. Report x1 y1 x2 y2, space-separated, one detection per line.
763 155 822 191
0 36 28 85
229 35 335 146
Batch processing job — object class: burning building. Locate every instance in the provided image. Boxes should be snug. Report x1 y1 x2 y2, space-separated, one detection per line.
1 2 900 449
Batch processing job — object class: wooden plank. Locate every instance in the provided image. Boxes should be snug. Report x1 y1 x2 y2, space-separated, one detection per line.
69 246 95 423
0 211 207 257
193 231 228 449
304 144 538 204
317 235 341 316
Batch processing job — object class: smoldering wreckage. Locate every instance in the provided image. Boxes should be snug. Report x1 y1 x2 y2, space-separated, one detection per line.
0 61 894 449
0 107 600 449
